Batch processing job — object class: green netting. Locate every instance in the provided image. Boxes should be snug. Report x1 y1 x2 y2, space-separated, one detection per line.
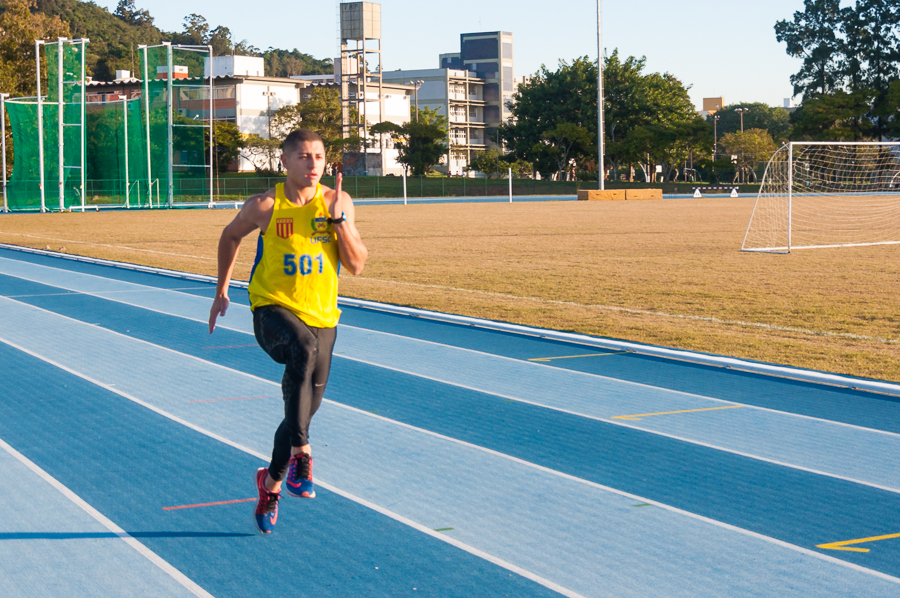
5 41 211 211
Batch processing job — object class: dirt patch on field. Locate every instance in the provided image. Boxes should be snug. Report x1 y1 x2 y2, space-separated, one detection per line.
2 197 899 381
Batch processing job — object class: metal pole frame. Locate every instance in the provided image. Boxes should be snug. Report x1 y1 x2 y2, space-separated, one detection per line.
36 40 46 212
402 167 407 205
597 0 605 191
58 36 65 211
165 42 174 208
123 96 130 208
140 45 152 208
207 44 214 209
508 167 512 203
80 38 86 212
787 142 793 253
1 93 8 213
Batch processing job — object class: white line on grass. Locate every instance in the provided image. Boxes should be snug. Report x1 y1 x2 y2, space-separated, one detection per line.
0 436 215 598
1 300 899 587
348 276 900 345
0 231 252 266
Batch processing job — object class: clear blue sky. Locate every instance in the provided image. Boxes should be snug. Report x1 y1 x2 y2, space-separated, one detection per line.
95 0 812 110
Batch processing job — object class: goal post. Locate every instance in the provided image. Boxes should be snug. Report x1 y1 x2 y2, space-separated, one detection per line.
742 141 900 253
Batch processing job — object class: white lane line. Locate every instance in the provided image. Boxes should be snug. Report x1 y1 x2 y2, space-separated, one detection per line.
334 324 900 440
0 334 587 598
1 305 900 587
2 274 900 495
335 352 900 496
4 244 900 397
0 436 215 598
3 259 896 442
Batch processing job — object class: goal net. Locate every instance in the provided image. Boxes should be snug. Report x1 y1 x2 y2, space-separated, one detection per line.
742 142 900 252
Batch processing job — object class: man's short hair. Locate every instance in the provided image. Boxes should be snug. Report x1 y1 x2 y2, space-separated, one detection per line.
282 129 325 155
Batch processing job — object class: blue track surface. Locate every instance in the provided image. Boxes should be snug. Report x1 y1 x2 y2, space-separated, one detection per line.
1 245 899 597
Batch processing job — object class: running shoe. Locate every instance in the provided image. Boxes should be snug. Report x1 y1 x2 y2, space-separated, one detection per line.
254 467 279 533
285 452 316 498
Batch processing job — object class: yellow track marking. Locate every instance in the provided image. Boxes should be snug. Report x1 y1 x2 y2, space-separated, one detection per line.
611 405 744 421
817 532 900 553
528 352 623 362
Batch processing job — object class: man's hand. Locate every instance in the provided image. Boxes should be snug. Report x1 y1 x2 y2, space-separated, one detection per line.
209 294 230 333
330 172 344 220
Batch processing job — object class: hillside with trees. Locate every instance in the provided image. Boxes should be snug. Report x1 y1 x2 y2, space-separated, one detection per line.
0 0 333 83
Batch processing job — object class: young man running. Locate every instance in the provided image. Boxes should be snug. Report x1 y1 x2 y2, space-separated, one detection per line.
208 129 368 533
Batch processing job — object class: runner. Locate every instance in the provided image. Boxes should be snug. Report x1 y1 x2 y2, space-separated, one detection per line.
208 129 368 533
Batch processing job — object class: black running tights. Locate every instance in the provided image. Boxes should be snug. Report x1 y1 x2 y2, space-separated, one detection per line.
252 305 336 481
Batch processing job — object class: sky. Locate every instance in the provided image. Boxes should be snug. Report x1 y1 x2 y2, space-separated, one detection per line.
94 0 813 110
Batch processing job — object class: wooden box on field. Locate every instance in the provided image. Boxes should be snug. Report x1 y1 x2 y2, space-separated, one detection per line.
625 189 663 200
577 190 626 201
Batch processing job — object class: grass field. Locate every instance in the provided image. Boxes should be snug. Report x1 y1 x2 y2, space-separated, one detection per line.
1 196 898 382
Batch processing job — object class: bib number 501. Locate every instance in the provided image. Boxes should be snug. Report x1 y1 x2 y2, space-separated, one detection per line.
283 253 324 276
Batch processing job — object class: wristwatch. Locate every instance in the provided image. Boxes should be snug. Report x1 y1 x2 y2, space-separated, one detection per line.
328 212 346 225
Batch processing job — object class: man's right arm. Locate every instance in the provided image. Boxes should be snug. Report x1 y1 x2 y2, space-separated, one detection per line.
208 196 271 333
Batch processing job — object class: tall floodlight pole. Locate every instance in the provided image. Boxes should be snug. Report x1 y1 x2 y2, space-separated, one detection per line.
36 40 46 212
597 0 605 190
1 93 8 213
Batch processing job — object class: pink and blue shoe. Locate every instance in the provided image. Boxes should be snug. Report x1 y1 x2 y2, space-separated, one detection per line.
285 453 316 498
254 467 280 533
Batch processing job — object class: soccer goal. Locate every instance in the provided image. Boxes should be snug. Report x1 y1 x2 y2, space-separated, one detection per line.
742 141 900 252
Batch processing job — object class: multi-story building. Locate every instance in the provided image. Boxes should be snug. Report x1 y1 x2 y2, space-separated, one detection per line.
383 31 515 175
381 67 485 175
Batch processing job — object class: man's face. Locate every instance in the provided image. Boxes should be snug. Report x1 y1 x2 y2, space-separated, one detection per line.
281 140 326 187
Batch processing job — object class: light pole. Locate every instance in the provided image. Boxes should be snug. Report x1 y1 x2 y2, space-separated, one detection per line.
597 0 605 190
262 88 277 170
408 79 423 121
713 114 719 160
735 107 749 133
1 93 8 213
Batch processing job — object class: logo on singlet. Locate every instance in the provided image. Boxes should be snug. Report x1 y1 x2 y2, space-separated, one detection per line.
276 218 294 239
311 211 329 233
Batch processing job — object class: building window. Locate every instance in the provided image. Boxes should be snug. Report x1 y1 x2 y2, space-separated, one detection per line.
502 41 513 59
461 38 499 60
503 67 513 91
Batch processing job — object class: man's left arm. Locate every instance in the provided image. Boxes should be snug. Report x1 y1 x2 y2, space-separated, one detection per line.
330 174 368 275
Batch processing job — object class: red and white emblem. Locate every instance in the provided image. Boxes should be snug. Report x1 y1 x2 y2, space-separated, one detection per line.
275 218 293 239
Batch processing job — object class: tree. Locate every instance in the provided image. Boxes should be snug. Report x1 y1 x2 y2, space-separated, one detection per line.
719 129 778 183
370 121 447 176
270 87 360 169
789 89 875 140
113 0 152 27
467 148 504 176
0 0 70 97
499 56 597 177
775 0 845 98
263 49 332 77
540 123 592 180
206 121 242 174
240 135 281 174
179 13 208 46
707 103 792 144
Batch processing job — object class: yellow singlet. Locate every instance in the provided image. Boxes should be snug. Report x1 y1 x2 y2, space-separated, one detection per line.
247 183 341 328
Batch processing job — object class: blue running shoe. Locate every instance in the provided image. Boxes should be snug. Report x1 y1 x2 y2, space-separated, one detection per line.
285 453 316 498
254 467 279 533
